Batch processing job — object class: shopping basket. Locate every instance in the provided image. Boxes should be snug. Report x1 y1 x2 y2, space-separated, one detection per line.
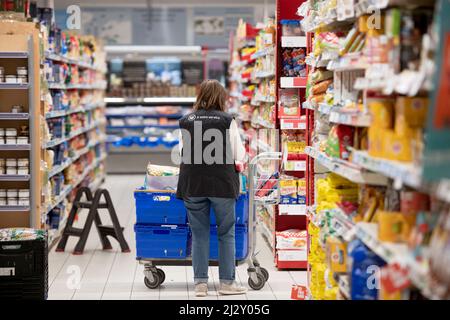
134 152 282 290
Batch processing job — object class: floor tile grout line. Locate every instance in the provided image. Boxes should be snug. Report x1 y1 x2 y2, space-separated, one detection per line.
49 251 71 289
70 243 102 300
129 261 138 300
99 248 120 300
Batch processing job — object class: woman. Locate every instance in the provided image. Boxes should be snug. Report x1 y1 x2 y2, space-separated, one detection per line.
176 80 247 297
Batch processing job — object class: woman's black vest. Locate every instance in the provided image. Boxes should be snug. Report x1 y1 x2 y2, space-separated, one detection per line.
176 109 240 199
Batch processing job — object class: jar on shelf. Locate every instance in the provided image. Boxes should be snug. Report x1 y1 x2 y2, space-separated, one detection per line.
5 128 17 137
6 166 17 175
17 158 29 167
7 198 19 206
7 189 18 198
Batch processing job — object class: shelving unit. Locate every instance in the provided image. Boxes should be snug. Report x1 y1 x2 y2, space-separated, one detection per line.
0 31 38 229
301 0 449 300
0 21 107 247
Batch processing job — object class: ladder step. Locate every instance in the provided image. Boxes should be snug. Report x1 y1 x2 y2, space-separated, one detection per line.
75 202 92 208
75 202 109 209
98 225 124 236
64 226 84 236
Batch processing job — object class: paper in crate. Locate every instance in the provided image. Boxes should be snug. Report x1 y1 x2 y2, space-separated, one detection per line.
145 163 179 191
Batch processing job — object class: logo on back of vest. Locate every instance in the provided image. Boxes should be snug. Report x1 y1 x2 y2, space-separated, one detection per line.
188 114 196 121
153 196 171 202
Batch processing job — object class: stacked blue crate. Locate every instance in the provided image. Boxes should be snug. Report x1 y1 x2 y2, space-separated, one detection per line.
134 188 249 261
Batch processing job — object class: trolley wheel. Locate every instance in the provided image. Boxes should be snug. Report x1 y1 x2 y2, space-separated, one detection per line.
156 268 166 284
248 273 266 290
259 267 269 282
144 273 161 289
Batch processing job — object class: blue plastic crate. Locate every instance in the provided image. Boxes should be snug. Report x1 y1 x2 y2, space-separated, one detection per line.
210 193 249 225
135 190 187 224
135 224 190 259
209 224 248 260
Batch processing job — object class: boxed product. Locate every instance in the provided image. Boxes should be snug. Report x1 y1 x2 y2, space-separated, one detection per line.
395 97 429 128
297 179 306 204
280 178 298 204
325 236 347 273
276 229 307 250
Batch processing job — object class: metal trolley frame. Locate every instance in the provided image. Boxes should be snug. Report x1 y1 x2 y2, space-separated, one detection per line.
139 152 282 290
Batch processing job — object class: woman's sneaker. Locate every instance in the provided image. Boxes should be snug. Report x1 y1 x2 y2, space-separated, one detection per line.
195 283 208 297
218 282 248 295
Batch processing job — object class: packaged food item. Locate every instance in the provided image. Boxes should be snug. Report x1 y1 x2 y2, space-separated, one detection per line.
326 125 355 160
395 97 429 128
311 79 333 95
280 178 298 204
276 229 307 249
6 137 17 145
5 128 17 137
310 69 333 84
368 99 395 129
6 166 17 175
18 198 30 206
280 19 304 36
326 236 347 273
297 179 306 204
349 239 386 300
7 198 18 206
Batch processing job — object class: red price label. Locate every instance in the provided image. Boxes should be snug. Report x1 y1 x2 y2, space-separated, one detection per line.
291 285 309 300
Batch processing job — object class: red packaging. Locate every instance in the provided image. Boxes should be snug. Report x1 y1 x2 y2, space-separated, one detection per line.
336 125 355 160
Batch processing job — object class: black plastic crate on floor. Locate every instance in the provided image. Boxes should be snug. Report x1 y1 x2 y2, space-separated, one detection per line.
0 238 48 300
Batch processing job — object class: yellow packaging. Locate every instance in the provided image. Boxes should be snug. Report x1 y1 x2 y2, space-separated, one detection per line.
378 210 416 243
395 97 429 128
368 127 384 158
378 211 405 242
359 14 385 34
326 236 347 273
368 99 395 129
384 131 413 162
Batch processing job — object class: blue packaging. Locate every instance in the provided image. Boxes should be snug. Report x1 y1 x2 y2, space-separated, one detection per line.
349 239 386 300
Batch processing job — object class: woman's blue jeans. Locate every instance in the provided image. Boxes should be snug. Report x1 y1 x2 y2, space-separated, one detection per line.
184 197 236 285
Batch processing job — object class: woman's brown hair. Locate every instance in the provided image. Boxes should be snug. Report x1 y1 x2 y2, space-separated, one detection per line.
194 79 227 112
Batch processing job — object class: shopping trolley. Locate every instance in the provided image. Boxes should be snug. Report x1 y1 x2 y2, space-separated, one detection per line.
134 152 282 290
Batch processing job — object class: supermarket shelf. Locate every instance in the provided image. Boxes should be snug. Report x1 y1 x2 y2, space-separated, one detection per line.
278 204 307 216
43 154 107 215
280 118 306 130
43 120 105 149
306 146 388 185
48 138 104 179
280 77 307 88
0 113 29 120
45 101 105 119
104 97 196 105
107 124 178 130
0 83 29 90
354 222 434 299
251 46 275 59
284 160 307 172
254 70 276 79
329 110 372 127
281 36 307 48
302 101 316 111
105 113 184 119
48 82 107 90
45 51 106 73
0 144 31 151
0 174 30 182
0 51 28 58
0 206 30 212
351 150 421 189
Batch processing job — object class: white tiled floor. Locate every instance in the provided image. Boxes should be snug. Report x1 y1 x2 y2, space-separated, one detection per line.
48 175 307 300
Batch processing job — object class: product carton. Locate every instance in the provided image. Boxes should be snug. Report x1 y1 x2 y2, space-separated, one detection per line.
395 97 429 128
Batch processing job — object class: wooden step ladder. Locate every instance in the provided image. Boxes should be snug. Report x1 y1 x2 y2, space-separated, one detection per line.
56 187 130 255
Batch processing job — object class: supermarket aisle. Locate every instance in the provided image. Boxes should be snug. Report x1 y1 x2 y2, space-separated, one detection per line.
48 175 306 300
